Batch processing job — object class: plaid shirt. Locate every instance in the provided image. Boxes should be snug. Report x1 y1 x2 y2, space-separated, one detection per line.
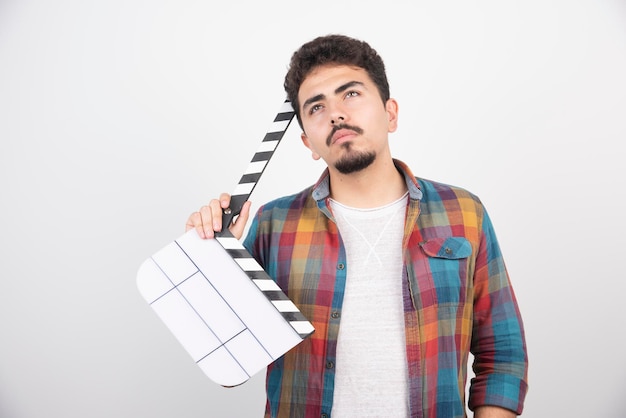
243 160 528 418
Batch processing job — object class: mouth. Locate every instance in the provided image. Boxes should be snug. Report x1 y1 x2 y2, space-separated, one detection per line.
332 129 357 145
326 124 364 146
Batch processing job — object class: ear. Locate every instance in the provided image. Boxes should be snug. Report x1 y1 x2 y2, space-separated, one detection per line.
386 98 399 133
301 132 321 160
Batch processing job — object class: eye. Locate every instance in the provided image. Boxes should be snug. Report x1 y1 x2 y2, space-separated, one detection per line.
309 103 323 115
345 90 360 99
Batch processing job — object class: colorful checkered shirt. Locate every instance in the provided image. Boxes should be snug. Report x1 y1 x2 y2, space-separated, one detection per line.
243 160 528 418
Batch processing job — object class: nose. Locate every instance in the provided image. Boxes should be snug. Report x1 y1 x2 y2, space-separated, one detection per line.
330 115 345 125
327 99 347 125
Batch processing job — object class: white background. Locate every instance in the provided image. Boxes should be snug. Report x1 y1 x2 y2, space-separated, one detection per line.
1 1 625 417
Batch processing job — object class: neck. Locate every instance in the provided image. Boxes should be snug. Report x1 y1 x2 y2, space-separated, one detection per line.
328 157 407 208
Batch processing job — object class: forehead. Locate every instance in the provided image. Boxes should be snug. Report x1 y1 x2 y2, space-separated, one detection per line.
299 64 372 98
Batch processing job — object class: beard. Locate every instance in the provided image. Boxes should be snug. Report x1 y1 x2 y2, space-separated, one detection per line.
334 146 376 174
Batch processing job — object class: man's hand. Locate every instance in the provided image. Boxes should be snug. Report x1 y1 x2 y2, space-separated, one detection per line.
185 193 252 240
474 406 517 418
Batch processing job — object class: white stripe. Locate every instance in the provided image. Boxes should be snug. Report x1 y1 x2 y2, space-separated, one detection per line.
253 279 281 291
234 257 264 271
272 300 299 312
257 140 279 153
244 160 268 175
268 119 290 133
215 237 243 250
290 321 316 335
233 182 255 196
279 101 294 113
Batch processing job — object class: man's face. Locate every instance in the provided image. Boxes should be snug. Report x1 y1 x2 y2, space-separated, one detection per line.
298 64 398 174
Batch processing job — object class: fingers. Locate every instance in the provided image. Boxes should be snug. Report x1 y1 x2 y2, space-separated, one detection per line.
218 193 231 210
185 211 202 234
184 194 252 241
185 194 233 239
229 200 251 240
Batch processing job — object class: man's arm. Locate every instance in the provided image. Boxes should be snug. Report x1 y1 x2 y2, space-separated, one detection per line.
474 405 517 418
469 209 529 414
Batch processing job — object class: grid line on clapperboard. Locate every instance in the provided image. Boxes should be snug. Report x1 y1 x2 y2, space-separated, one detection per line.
148 241 273 370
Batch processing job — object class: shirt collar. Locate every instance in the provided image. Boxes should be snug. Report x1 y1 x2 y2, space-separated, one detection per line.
311 159 423 202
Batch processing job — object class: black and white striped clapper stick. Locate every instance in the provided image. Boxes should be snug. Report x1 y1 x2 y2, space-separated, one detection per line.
136 99 314 387
220 99 296 229
215 98 313 340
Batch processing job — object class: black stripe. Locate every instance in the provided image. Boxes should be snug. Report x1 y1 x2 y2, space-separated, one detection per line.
246 271 271 280
251 151 274 162
263 131 284 142
262 290 290 301
239 172 261 184
225 249 254 259
281 311 310 322
274 111 295 122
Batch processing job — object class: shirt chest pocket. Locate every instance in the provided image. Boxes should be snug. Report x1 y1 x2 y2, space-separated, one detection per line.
410 237 473 308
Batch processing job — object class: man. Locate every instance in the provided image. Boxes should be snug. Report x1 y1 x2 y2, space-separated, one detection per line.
186 34 528 418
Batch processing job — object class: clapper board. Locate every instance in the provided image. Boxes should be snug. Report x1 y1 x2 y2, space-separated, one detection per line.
137 100 314 387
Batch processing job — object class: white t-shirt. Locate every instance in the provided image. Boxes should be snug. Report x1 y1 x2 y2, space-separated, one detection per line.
330 192 409 417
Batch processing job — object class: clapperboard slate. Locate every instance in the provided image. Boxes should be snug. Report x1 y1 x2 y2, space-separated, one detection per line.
137 100 314 387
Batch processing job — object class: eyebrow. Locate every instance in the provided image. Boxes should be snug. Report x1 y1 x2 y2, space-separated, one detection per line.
302 80 365 113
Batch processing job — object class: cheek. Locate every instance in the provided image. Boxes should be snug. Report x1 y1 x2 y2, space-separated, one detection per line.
301 132 325 161
302 139 323 161
303 123 328 147
308 141 325 159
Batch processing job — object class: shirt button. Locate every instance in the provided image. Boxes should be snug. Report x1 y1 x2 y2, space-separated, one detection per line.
337 263 345 270
445 247 452 255
331 311 340 319
326 361 334 369
321 414 329 418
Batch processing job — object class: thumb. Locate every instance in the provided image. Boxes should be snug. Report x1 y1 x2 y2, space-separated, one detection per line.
229 200 252 239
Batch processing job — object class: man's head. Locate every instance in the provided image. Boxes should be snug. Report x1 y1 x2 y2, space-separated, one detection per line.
284 35 398 177
284 34 390 129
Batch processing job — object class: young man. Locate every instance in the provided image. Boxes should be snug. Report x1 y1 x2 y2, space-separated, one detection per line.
186 34 528 418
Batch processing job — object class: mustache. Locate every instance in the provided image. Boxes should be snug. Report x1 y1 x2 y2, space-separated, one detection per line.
326 123 364 146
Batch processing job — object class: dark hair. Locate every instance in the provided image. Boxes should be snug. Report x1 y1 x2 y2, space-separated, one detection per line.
284 34 390 128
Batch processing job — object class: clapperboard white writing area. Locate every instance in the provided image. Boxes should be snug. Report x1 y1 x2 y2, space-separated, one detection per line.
137 100 314 387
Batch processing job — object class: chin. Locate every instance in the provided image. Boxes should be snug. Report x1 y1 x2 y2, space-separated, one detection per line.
334 151 376 174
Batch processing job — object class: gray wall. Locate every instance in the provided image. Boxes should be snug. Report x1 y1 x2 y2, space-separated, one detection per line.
1 1 625 417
